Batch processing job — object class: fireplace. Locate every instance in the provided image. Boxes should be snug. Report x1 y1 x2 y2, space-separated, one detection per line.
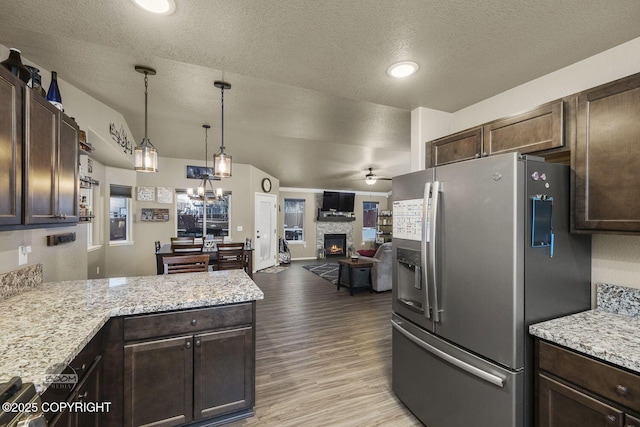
324 233 347 257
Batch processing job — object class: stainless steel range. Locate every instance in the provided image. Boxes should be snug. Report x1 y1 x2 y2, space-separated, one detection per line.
0 377 47 427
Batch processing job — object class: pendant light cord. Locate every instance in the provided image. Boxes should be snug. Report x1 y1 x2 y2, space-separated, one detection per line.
144 72 149 139
220 86 225 151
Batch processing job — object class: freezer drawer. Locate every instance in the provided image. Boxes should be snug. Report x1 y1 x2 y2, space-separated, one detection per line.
392 315 524 427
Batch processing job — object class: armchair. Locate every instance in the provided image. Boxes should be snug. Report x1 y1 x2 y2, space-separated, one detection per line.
358 242 392 292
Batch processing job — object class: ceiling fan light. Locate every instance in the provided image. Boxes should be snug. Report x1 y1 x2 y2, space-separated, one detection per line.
387 61 419 78
365 176 377 185
134 138 158 172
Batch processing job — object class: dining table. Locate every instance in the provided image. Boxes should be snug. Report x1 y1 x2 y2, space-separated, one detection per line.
155 243 253 278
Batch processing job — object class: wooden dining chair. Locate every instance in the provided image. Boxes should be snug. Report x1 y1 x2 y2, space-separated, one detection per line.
162 254 210 274
170 236 203 252
216 243 245 271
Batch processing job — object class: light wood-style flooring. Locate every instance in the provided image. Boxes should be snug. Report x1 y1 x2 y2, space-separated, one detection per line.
225 261 422 427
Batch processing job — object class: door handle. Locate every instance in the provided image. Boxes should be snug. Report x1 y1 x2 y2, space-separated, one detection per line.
422 182 431 319
429 181 441 323
391 319 505 388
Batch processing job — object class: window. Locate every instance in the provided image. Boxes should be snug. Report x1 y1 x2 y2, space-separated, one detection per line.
363 201 378 242
284 199 305 242
176 190 231 239
109 185 132 243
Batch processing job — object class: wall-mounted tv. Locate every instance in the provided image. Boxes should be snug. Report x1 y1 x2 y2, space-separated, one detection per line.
321 191 355 212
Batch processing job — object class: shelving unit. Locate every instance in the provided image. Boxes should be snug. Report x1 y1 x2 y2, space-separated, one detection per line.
78 130 98 223
377 210 392 243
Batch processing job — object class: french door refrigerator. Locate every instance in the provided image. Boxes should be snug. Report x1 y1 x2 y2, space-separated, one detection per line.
391 153 591 427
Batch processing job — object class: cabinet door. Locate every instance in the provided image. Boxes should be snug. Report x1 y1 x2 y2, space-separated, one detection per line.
539 374 624 427
626 414 640 427
57 114 78 222
25 89 57 224
429 127 482 167
574 73 640 231
193 327 254 420
124 336 193 427
483 100 564 156
0 67 22 225
73 356 102 427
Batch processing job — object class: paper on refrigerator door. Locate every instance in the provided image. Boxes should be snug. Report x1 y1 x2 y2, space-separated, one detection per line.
393 199 424 241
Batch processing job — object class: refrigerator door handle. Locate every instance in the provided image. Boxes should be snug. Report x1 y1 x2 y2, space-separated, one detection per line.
422 182 432 319
391 319 505 388
430 181 441 323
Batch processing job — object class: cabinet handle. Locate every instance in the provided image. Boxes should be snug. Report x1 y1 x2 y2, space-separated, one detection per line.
615 384 628 396
606 414 617 425
191 319 197 326
195 339 201 347
185 341 192 349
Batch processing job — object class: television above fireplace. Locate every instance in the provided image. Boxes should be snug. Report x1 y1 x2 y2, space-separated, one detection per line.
321 191 355 212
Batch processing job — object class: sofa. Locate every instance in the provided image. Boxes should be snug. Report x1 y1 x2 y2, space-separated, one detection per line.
357 242 392 292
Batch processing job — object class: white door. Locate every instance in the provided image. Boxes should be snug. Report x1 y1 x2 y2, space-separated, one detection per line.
254 193 277 271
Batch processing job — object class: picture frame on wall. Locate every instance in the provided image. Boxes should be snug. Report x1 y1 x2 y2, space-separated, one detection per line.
141 208 169 222
136 186 155 202
186 165 220 180
156 187 174 204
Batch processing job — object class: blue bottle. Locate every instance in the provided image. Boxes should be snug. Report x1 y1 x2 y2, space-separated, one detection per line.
46 71 63 111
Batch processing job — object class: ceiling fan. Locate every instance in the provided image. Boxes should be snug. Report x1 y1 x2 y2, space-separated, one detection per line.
365 168 392 186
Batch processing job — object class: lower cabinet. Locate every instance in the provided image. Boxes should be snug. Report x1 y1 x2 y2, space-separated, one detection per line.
537 340 640 427
123 303 255 427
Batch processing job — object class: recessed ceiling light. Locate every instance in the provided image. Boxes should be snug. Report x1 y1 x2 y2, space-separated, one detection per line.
132 0 176 15
387 61 419 78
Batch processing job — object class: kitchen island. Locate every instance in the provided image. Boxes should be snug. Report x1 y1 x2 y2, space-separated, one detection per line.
530 283 640 426
0 270 264 426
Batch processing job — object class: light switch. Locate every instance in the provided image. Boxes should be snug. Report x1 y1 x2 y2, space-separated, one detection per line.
237 226 243 231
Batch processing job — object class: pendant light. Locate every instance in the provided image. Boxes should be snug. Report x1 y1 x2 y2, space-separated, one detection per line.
213 80 232 177
134 65 158 173
197 124 215 197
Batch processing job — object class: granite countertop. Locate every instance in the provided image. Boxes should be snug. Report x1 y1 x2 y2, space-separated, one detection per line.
0 270 264 392
530 283 640 374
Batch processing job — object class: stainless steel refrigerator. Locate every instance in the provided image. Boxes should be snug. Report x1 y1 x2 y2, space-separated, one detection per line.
391 153 591 427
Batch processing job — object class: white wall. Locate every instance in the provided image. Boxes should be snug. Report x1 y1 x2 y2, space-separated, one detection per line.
412 36 640 291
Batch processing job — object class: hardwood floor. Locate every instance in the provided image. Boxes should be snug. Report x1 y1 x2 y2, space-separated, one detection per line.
225 261 422 427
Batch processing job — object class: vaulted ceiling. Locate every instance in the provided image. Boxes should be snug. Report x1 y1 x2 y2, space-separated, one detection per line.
2 1 640 191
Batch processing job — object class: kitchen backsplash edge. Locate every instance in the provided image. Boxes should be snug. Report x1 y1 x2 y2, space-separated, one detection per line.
0 264 43 301
597 283 640 317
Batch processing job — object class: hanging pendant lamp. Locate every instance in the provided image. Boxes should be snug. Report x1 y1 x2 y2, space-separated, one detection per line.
197 124 214 197
213 80 232 177
134 65 158 172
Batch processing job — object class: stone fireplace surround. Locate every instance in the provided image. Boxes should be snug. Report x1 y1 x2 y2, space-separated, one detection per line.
315 194 354 256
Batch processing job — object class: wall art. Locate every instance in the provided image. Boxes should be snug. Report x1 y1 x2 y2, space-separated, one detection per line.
156 187 174 204
141 208 169 222
136 186 155 202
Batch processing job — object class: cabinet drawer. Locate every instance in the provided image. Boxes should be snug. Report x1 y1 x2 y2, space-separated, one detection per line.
539 341 640 410
124 303 253 341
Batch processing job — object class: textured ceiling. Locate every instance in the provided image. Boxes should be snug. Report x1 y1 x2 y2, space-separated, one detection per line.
1 1 640 191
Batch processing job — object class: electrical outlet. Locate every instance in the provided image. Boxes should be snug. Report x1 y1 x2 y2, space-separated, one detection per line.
18 246 27 265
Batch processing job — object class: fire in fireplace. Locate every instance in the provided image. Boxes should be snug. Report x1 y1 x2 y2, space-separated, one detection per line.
324 233 347 257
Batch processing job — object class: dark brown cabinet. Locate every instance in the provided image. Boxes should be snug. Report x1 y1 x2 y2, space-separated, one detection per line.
123 304 256 427
427 100 566 168
0 66 22 225
573 73 640 232
24 89 78 224
431 127 483 167
483 100 564 157
537 340 640 427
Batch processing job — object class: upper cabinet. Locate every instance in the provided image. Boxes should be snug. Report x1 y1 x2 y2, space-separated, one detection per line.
428 100 566 168
0 67 22 225
0 65 79 228
24 89 78 224
573 73 640 232
431 128 483 167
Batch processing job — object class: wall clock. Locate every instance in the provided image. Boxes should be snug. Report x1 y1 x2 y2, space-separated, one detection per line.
261 178 272 193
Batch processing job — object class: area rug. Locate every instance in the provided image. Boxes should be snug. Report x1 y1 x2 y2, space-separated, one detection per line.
258 265 289 273
303 263 339 284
